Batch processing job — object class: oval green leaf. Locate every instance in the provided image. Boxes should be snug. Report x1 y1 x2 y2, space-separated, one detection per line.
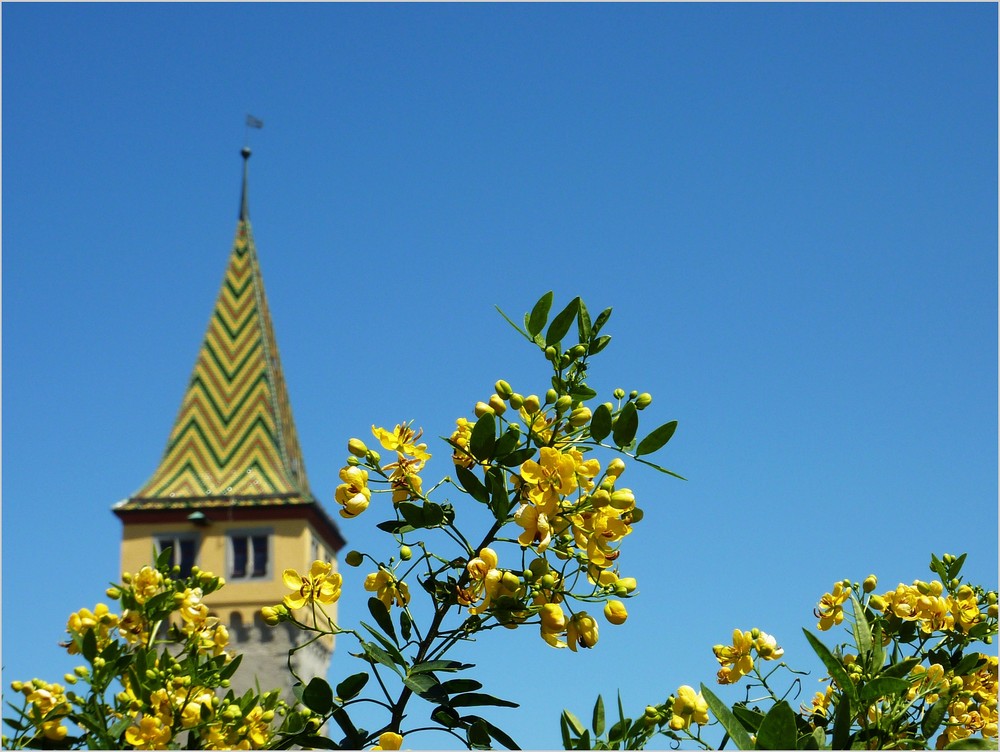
635 421 677 457
700 684 754 750
469 413 496 462
546 297 580 347
335 672 370 702
527 291 554 338
612 402 638 448
367 597 397 643
590 403 613 442
754 701 798 750
303 677 334 715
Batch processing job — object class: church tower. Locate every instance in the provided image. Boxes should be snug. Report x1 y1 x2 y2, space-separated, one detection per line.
113 148 344 700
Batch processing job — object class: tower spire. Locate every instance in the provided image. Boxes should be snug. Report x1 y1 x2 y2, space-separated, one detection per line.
239 146 251 221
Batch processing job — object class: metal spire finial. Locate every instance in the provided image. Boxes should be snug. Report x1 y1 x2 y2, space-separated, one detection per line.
239 146 251 221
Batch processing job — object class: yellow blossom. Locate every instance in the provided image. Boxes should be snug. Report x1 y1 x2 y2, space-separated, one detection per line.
514 503 553 551
815 581 850 631
450 418 476 468
372 423 431 463
365 569 410 609
335 465 371 518
520 447 578 513
119 609 150 645
713 630 755 684
460 548 502 616
753 631 784 660
125 715 172 749
669 686 710 730
373 731 403 750
282 561 343 610
133 566 164 604
567 612 599 651
177 587 209 629
539 603 568 648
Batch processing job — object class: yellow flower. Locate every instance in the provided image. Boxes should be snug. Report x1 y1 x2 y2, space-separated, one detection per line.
603 600 628 625
950 586 984 633
240 706 273 747
364 569 410 609
753 631 784 660
372 731 403 750
539 603 568 648
815 581 850 631
39 719 68 741
567 612 599 651
282 561 343 610
65 603 119 653
669 686 710 730
713 630 755 684
133 566 164 604
372 423 431 463
118 609 150 645
389 465 423 504
520 447 579 513
460 548 503 615
450 418 476 468
125 715 172 749
514 503 553 551
178 587 209 629
335 465 371 518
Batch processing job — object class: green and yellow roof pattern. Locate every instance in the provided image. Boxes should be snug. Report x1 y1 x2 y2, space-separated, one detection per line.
120 209 312 510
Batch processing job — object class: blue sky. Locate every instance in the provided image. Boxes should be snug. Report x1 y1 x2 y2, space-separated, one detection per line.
3 3 997 749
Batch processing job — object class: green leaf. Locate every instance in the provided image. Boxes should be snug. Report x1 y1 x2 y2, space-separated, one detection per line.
487 467 512 521
302 677 333 714
870 620 885 675
482 718 521 750
590 403 613 442
700 684 754 750
449 692 519 708
922 696 950 738
397 502 425 528
468 719 491 749
831 696 852 750
577 300 593 343
731 704 765 732
335 672 369 702
409 660 474 674
612 402 638 447
802 629 859 708
562 709 586 737
546 297 581 348
879 657 921 679
952 652 986 677
635 421 678 457
433 705 463 728
949 553 968 580
850 594 873 660
368 598 397 643
755 701 798 750
403 672 439 695
423 502 445 527
299 735 340 750
428 679 483 698
589 334 612 355
81 628 98 663
499 447 536 467
399 610 412 642
470 413 496 462
560 713 573 749
376 519 415 534
944 739 997 750
592 694 605 736
494 428 521 459
570 384 598 401
456 465 489 504
527 291 554 338
219 652 243 681
592 307 612 335
495 305 530 339
355 641 403 676
360 624 407 666
809 727 826 750
859 677 909 705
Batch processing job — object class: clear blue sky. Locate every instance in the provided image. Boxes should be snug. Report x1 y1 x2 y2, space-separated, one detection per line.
3 3 997 749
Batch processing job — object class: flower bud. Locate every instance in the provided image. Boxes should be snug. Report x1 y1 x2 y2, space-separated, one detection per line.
345 550 364 567
10 681 23 692
509 393 524 409
570 344 588 359
63 674 77 685
645 705 659 719
346 456 360 466
615 577 637 593
987 591 997 604
523 394 541 414
544 388 558 405
604 600 628 625
989 604 998 619
501 572 520 591
93 657 105 669
220 679 230 688
399 545 412 561
348 438 368 457
609 489 635 510
74 666 89 678
863 575 878 593
495 380 513 399
474 401 494 417
943 553 955 564
367 449 382 464
539 574 556 590
569 407 592 426
590 489 611 508
606 458 626 478
488 395 507 415
544 346 558 361
555 395 573 414
106 587 122 600
635 392 653 409
613 388 625 400
628 390 638 400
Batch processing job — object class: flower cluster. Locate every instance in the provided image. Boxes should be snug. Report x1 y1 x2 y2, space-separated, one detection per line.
711 628 785 685
4 559 310 750
866 580 991 635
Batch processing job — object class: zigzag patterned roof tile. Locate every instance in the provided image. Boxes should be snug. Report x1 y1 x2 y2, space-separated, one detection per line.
118 154 313 510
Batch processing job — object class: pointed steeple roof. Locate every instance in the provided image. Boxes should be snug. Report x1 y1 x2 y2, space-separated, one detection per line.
117 149 319 512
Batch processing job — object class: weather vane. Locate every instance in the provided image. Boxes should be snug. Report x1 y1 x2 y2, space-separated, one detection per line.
244 114 264 149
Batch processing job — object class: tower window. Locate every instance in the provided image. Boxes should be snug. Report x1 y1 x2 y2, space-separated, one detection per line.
229 531 271 579
156 535 199 577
